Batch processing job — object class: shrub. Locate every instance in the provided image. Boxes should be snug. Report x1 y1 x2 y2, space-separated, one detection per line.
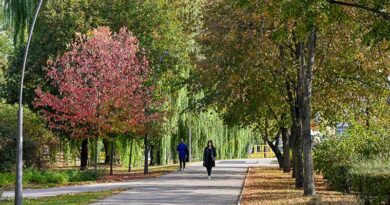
323 165 352 193
0 102 58 172
67 170 101 182
0 172 14 187
350 159 390 205
314 123 389 186
43 171 69 184
0 168 101 188
25 169 100 184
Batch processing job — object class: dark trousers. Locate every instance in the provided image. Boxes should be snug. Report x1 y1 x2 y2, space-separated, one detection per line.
179 157 186 169
206 166 213 176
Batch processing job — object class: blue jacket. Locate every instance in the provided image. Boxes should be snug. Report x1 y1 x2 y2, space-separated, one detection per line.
177 143 188 159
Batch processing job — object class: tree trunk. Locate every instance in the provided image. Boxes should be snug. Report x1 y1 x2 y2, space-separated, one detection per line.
365 98 371 129
103 138 110 164
294 41 305 189
281 126 291 172
302 28 317 196
291 127 297 178
110 139 114 175
294 99 304 188
278 46 291 173
149 144 155 166
286 83 296 178
156 139 162 165
292 96 304 187
144 133 149 174
128 138 133 172
95 90 101 173
94 135 98 173
80 138 88 171
266 138 283 169
264 129 283 169
295 134 304 189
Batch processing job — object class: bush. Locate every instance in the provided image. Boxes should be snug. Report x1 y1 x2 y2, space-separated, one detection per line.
0 173 14 186
72 170 100 182
323 165 352 193
314 123 389 198
0 169 101 188
65 169 100 182
43 171 69 184
24 169 68 184
0 102 58 172
350 160 390 205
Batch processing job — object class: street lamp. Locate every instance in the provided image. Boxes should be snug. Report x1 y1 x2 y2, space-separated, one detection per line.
16 0 44 204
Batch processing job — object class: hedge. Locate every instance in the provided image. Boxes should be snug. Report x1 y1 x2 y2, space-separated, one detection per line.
0 169 101 188
350 160 390 205
323 164 352 193
351 172 390 205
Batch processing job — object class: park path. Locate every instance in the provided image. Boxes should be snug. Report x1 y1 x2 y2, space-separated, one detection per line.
93 158 276 205
3 158 277 205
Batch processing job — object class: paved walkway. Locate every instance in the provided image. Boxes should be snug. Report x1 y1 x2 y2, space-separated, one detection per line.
3 158 277 205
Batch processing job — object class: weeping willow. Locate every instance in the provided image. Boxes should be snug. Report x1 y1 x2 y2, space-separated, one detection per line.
1 0 40 44
110 87 260 167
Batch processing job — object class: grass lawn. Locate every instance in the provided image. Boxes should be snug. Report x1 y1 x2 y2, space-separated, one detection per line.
241 167 359 205
98 164 178 182
0 189 123 205
0 164 177 190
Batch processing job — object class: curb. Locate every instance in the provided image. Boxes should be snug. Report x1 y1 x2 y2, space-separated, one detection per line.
237 166 250 205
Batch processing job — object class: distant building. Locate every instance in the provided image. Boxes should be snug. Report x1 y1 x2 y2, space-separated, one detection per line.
336 123 349 135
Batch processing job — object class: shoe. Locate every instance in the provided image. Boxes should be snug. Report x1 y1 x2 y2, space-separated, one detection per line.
208 176 211 180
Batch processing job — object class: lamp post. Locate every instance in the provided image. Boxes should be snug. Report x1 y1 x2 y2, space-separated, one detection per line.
16 0 44 204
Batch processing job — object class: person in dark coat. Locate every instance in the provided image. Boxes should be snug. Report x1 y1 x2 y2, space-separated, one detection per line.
177 138 188 171
203 140 216 180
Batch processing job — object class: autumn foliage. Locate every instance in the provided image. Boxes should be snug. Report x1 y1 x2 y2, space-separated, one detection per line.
34 27 155 138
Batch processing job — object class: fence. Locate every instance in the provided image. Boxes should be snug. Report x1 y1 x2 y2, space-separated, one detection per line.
249 145 281 158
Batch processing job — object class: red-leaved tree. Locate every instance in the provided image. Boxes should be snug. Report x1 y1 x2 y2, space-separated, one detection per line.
34 27 155 171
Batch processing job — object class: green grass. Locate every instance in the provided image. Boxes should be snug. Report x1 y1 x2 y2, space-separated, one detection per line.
0 189 123 205
0 164 178 190
0 169 102 190
350 158 390 175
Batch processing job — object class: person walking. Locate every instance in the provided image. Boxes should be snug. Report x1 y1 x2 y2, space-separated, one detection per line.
203 140 216 180
177 139 188 171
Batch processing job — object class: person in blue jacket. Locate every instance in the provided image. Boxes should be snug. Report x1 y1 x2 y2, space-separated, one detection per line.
177 139 188 171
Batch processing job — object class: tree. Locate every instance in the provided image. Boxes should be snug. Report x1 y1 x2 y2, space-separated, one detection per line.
327 1 390 45
0 8 13 99
327 0 390 20
4 0 112 106
193 0 389 196
191 0 294 173
2 0 38 44
34 27 153 171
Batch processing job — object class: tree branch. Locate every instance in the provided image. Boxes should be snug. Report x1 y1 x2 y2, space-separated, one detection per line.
327 0 390 21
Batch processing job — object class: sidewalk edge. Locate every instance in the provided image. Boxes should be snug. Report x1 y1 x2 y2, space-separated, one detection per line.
237 166 250 205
